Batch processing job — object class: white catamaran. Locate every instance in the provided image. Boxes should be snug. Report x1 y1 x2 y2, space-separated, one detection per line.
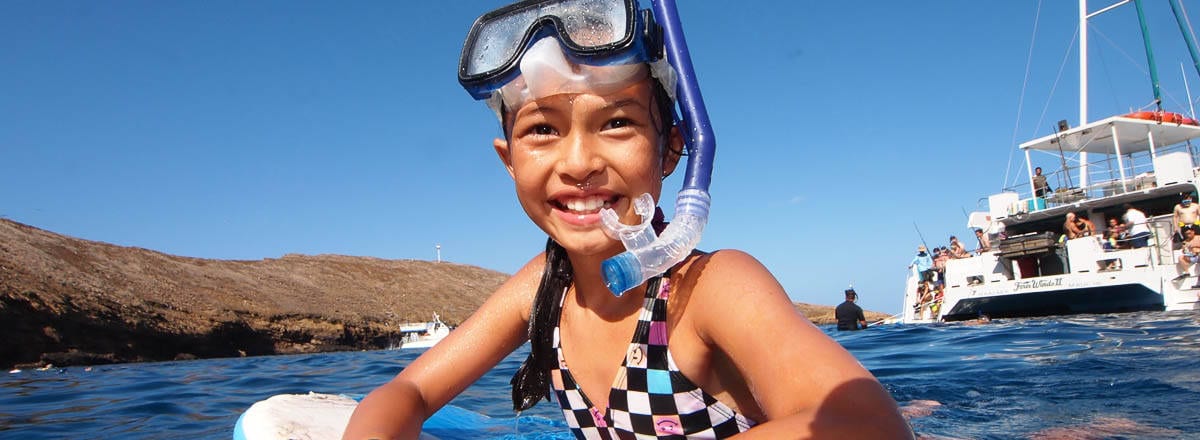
394 312 450 350
901 0 1200 323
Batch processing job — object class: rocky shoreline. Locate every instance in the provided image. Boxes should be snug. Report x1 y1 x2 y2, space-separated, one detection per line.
1 219 885 370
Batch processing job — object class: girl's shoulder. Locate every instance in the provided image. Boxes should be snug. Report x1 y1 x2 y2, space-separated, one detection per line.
669 249 788 315
678 249 769 275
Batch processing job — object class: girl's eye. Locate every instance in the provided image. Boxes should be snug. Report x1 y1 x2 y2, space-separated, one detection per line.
605 118 633 130
526 123 557 137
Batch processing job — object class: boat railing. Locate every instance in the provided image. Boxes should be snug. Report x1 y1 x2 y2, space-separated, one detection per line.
1003 144 1197 212
1089 152 1171 195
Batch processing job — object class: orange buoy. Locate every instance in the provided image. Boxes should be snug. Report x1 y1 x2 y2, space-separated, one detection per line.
1121 110 1198 125
1125 111 1157 120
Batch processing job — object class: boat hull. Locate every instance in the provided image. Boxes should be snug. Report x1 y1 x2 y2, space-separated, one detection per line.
940 283 1163 321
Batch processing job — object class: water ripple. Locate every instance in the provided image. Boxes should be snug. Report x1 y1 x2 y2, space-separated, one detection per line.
0 311 1197 438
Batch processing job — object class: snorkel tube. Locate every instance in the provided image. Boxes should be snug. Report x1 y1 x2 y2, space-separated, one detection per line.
600 0 713 296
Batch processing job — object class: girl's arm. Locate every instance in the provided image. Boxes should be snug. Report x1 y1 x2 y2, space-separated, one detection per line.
690 250 912 439
341 255 545 440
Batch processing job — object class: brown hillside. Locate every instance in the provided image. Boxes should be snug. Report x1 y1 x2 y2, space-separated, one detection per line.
1 219 881 369
0 219 505 369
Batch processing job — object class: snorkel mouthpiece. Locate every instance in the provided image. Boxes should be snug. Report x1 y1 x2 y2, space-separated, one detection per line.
601 190 709 295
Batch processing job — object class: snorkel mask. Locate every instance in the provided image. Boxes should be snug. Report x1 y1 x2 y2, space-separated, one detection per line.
459 0 714 297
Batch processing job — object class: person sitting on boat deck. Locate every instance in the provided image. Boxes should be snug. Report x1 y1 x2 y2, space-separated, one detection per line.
1175 194 1200 228
1123 204 1153 248
910 245 935 282
913 283 933 315
1077 213 1096 236
1064 212 1095 241
974 228 991 254
1103 217 1128 250
836 289 868 331
1063 212 1085 240
1173 226 1200 287
948 236 969 259
929 284 944 314
1032 166 1052 198
1174 194 1200 244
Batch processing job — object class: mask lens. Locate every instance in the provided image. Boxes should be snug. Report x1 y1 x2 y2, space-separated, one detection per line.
460 0 633 89
463 8 541 78
560 0 628 46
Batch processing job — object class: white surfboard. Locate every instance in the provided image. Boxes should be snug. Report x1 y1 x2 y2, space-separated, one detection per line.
233 392 569 440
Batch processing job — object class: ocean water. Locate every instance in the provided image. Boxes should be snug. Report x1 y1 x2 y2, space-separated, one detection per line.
2 310 1198 439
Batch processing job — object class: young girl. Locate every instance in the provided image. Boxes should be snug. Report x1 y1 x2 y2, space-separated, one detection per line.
344 1 910 438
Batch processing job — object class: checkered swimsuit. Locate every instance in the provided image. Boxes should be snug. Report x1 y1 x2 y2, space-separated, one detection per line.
549 276 756 439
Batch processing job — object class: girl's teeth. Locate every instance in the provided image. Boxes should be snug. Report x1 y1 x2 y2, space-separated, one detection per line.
564 196 607 212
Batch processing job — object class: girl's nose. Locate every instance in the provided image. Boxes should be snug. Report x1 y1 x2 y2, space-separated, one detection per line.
557 129 604 182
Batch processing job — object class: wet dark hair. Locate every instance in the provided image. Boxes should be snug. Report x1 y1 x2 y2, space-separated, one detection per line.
505 76 680 412
510 237 572 411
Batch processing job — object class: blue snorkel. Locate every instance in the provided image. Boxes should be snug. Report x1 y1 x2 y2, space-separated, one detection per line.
599 0 714 296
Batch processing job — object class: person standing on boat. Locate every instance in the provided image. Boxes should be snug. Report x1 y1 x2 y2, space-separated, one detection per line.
836 289 868 331
932 248 950 282
1123 204 1152 248
1032 167 1052 198
974 228 991 254
910 246 934 282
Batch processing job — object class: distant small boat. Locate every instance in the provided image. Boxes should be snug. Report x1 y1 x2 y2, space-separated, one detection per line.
395 312 451 350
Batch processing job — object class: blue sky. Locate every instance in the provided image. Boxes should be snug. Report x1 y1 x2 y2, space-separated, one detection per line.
3 1 1199 314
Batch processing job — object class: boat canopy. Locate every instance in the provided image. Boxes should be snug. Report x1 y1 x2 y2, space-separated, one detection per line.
1019 115 1200 155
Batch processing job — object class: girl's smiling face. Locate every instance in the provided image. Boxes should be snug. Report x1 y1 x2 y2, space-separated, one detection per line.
493 80 680 258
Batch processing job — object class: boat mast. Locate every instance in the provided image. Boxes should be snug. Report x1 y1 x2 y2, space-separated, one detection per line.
1168 0 1200 82
1079 0 1089 189
1133 0 1164 109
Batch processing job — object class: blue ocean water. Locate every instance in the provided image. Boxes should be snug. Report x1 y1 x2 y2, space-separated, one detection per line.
2 311 1198 439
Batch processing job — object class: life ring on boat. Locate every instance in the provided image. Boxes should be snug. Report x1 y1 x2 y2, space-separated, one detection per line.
1121 110 1200 126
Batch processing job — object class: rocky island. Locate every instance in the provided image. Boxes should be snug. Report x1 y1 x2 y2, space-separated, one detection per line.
0 219 886 369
